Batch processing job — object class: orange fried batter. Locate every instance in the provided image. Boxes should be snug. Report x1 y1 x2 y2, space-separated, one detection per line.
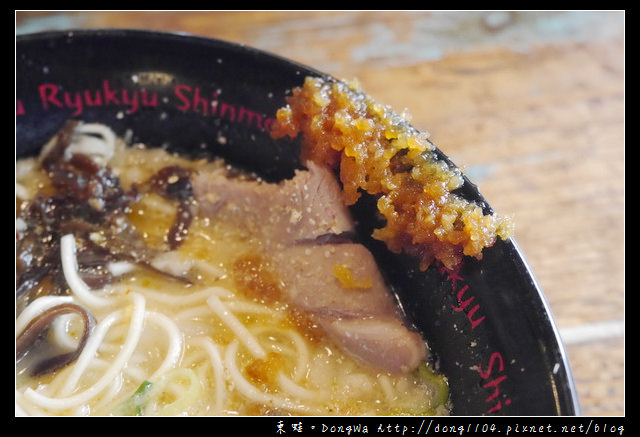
271 76 513 270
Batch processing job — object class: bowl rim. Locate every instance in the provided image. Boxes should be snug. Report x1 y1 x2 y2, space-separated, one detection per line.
16 28 581 416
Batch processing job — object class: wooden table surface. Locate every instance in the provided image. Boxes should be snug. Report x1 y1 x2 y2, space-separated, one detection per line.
16 11 625 417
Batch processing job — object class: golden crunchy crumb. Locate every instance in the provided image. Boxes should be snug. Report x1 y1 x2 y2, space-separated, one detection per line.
271 76 513 270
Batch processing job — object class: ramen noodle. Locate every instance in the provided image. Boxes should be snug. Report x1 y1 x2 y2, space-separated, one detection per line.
15 120 450 416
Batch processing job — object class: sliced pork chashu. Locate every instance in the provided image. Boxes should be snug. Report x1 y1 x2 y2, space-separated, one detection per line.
193 161 427 374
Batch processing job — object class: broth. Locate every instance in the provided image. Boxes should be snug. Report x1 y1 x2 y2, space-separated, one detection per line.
15 122 449 416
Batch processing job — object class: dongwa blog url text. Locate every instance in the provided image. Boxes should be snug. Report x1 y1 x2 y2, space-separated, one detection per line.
280 420 624 435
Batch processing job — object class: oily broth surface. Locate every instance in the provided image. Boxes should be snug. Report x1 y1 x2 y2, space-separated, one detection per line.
16 143 448 416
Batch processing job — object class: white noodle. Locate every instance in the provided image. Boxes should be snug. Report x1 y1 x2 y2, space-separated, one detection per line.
72 402 91 416
57 309 123 396
15 216 27 233
15 182 29 200
146 311 184 380
66 123 117 166
224 300 286 316
60 234 113 308
207 295 266 360
99 322 130 346
192 337 226 414
252 325 310 382
14 392 29 417
173 306 212 321
150 251 194 277
85 361 124 414
191 259 226 279
16 126 447 416
377 373 396 403
174 299 284 322
16 295 74 337
112 284 234 306
15 158 36 180
277 373 317 400
122 364 149 383
15 390 48 417
24 293 146 409
224 340 319 415
107 261 135 276
148 368 202 416
75 307 174 396
49 314 80 351
136 193 176 214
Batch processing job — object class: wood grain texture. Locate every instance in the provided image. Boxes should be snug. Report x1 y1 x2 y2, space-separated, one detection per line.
16 10 624 416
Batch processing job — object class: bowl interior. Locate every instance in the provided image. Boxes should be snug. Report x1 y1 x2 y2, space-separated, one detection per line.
16 29 579 416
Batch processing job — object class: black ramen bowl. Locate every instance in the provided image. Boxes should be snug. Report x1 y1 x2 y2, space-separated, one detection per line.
16 29 580 416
